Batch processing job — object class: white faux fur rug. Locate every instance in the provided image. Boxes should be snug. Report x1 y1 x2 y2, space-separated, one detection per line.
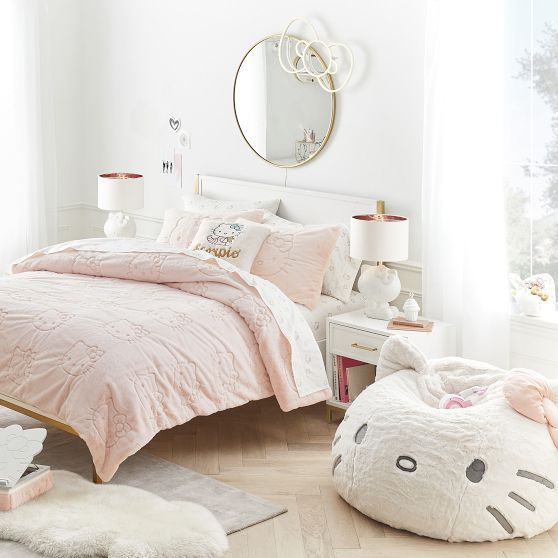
0 470 228 558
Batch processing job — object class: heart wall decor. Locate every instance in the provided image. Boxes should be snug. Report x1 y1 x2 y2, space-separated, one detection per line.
169 117 181 132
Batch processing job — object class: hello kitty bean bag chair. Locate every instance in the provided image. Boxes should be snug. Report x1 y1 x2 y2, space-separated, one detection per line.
332 335 558 542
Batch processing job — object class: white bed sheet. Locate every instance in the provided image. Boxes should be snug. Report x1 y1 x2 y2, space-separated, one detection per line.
296 291 365 341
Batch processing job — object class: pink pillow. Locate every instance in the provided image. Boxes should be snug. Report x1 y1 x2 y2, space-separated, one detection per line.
251 226 341 309
157 209 264 249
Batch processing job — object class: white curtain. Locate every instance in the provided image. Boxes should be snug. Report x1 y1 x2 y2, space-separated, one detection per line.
0 0 56 273
422 0 510 367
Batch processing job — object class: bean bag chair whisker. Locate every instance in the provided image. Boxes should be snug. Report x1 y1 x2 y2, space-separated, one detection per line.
332 335 558 542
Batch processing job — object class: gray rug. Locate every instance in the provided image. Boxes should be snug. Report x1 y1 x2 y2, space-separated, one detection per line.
0 408 286 557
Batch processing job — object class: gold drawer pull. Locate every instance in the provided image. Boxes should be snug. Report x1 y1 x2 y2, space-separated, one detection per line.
351 343 378 352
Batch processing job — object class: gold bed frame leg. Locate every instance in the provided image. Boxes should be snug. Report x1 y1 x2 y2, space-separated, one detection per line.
0 394 105 484
92 464 103 484
326 405 333 423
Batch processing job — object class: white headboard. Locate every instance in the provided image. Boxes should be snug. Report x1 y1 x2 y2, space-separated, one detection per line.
195 175 385 226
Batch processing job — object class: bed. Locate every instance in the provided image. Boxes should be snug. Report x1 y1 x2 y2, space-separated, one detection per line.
0 175 383 482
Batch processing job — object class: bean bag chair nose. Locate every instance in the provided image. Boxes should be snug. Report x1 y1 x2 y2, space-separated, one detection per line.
331 335 558 542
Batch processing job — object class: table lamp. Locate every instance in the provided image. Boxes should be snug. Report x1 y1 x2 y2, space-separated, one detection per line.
98 173 144 238
350 214 409 320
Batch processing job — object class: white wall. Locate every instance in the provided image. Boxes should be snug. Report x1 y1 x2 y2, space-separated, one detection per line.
43 0 83 207
47 0 427 263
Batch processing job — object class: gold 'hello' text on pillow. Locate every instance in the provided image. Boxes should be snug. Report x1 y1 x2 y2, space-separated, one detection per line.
188 218 270 271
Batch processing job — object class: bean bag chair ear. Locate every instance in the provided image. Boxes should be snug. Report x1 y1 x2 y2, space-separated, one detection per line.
332 338 558 542
376 335 429 381
504 369 558 450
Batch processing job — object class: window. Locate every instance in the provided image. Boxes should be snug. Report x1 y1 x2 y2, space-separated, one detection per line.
505 1 558 282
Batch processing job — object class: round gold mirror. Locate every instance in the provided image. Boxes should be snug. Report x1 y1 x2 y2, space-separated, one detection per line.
233 35 335 168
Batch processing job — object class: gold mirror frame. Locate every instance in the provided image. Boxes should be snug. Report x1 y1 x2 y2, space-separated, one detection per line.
233 35 336 168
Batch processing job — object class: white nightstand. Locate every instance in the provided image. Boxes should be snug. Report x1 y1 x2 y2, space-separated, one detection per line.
326 310 456 420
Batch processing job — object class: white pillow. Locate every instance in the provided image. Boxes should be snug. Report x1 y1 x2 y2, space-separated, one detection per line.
263 214 361 303
322 226 361 303
157 208 264 248
183 193 280 215
189 218 270 271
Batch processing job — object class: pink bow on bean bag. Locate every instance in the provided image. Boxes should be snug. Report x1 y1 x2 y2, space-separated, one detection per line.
503 369 558 450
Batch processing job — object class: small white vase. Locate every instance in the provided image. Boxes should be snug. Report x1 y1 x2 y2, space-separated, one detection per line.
403 294 420 322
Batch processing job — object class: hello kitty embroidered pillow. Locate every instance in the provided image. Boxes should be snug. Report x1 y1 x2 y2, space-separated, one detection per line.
251 226 341 309
189 218 270 271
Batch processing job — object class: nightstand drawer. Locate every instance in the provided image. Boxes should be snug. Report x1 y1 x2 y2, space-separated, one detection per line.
329 323 387 364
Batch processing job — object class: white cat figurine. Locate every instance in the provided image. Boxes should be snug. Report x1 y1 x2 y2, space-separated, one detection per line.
358 264 401 320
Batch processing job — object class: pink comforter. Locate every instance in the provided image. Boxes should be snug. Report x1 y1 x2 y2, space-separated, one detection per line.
1 241 331 480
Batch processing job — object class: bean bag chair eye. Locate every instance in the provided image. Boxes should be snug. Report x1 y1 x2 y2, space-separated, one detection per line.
331 335 558 542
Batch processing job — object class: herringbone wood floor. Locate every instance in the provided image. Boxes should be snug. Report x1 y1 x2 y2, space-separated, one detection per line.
144 398 558 558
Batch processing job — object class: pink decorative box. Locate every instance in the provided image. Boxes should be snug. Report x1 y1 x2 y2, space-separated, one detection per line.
0 466 53 511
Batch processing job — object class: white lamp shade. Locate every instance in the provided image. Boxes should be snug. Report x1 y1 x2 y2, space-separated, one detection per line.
98 173 144 211
350 214 409 262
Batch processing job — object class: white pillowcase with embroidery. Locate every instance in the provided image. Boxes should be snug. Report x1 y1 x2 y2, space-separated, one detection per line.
189 218 270 271
322 225 361 302
157 208 264 248
263 214 361 303
183 193 280 215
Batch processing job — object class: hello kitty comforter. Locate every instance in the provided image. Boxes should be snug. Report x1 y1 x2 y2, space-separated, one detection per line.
0 239 331 481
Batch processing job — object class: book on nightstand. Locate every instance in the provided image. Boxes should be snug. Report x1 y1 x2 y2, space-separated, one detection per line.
332 355 340 401
0 465 53 511
338 356 362 402
336 356 375 403
387 317 434 332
